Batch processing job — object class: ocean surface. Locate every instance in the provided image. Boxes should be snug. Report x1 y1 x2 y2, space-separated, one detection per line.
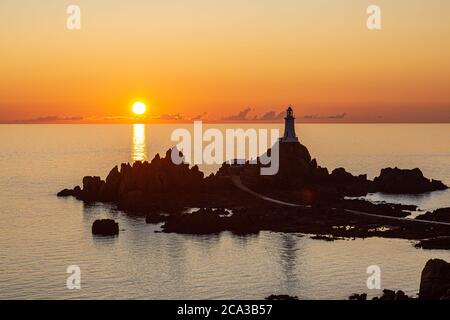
0 123 449 299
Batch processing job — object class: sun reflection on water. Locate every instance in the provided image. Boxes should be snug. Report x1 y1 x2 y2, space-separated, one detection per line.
132 124 148 162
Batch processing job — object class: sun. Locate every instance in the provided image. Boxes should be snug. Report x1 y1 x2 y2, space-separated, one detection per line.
132 102 147 115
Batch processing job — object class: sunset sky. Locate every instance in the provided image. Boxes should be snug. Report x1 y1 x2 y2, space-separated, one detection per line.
1 0 450 123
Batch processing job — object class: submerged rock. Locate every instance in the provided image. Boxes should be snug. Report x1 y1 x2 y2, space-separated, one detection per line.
419 259 450 300
92 219 119 236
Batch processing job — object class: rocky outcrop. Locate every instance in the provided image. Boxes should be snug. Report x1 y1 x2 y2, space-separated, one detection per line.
416 237 450 250
159 201 450 239
350 289 411 300
57 186 81 197
92 219 119 236
145 212 168 224
82 176 105 201
58 149 205 210
350 259 450 300
419 259 450 300
58 142 449 242
349 260 450 300
372 167 447 194
416 207 450 223
59 141 448 212
328 168 370 197
348 293 367 300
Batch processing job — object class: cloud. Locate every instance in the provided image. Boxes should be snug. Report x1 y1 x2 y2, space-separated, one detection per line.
300 113 348 120
257 111 285 121
100 116 134 121
222 107 252 121
302 114 319 119
15 115 83 123
154 113 183 121
327 113 348 119
190 112 207 121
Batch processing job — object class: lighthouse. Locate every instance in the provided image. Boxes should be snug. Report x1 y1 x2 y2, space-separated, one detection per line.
281 106 298 143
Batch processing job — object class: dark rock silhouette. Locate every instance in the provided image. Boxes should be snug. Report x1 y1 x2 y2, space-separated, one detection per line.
379 289 396 300
419 259 450 300
159 201 450 240
265 294 298 300
145 212 167 224
60 149 206 210
415 236 450 250
92 219 119 236
349 293 367 300
352 289 411 300
57 185 81 197
373 167 447 194
416 207 450 223
59 143 447 209
58 141 448 241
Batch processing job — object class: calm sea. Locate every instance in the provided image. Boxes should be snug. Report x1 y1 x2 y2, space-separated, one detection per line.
0 124 449 299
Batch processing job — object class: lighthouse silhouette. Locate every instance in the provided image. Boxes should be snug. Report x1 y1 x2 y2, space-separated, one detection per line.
281 106 299 143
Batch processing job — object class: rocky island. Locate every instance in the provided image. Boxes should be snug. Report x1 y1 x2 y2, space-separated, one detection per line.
58 108 450 248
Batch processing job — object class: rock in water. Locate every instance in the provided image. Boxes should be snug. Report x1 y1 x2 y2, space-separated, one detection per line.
373 167 447 194
419 258 450 300
57 186 81 197
416 207 450 223
92 219 119 236
415 236 450 250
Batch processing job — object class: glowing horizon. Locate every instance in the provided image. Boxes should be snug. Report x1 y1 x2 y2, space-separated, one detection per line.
1 0 450 123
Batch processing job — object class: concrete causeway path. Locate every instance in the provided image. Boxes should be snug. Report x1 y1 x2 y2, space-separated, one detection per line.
230 175 450 227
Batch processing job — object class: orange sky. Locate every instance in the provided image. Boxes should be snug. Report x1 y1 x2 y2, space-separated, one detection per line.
1 0 450 123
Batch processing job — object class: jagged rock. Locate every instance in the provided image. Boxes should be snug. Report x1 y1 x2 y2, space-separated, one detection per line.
92 219 119 236
58 148 206 210
58 142 450 243
103 165 121 200
82 176 103 201
419 259 450 300
373 167 447 194
329 168 369 196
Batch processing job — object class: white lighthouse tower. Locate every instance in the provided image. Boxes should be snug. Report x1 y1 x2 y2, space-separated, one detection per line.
281 106 298 143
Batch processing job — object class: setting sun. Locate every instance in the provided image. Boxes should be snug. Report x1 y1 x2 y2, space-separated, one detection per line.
132 102 147 115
